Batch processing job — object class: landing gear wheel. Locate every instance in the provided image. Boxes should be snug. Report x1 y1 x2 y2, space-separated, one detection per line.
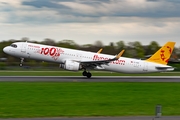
82 70 92 78
20 58 24 67
82 71 87 76
86 72 92 78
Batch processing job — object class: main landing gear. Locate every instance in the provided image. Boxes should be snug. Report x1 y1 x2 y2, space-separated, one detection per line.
82 70 92 78
20 58 24 67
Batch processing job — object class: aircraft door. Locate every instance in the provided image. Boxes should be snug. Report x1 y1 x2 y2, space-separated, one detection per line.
21 42 27 53
143 62 148 71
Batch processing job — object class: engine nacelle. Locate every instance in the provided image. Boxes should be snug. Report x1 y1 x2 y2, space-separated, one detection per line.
59 60 81 71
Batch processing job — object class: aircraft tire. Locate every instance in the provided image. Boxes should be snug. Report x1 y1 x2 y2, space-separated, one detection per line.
19 64 23 67
82 71 87 76
86 72 92 78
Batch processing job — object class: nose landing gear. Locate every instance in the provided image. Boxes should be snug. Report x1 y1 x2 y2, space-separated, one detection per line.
20 58 24 67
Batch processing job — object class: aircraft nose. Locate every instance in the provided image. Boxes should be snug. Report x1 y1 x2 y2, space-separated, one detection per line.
3 47 9 54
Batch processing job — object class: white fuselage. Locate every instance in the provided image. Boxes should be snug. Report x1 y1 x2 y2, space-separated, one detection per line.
3 42 174 73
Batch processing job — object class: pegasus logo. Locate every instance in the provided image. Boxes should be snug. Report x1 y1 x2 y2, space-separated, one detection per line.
160 49 166 61
160 46 172 63
167 46 172 53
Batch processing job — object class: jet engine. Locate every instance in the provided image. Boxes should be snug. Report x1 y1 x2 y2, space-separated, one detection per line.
59 60 82 71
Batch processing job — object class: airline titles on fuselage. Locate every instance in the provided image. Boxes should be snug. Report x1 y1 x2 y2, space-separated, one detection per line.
93 54 125 65
28 44 64 60
28 44 126 65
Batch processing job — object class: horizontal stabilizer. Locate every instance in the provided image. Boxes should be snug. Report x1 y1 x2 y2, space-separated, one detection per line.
155 66 174 71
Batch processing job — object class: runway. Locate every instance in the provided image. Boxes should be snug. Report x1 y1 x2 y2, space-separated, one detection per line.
0 76 180 82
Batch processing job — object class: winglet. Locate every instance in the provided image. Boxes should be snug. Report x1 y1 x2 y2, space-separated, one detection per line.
115 50 125 59
97 48 103 54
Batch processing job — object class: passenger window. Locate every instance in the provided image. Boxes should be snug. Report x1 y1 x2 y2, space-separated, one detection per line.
10 44 17 48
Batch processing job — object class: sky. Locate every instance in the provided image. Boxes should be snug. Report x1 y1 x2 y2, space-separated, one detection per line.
0 0 180 47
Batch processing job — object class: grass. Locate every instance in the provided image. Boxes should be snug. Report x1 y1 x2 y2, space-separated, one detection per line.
0 71 180 76
0 82 180 118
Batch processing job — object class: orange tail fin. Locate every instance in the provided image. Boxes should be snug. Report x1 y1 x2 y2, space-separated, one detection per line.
146 41 176 65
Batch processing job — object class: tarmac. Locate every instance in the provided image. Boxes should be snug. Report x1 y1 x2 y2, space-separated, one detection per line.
0 76 180 82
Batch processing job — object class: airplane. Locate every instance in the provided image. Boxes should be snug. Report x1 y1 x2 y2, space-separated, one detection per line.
3 41 175 78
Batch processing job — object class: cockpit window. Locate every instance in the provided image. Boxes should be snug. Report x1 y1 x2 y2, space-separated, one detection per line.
10 44 17 48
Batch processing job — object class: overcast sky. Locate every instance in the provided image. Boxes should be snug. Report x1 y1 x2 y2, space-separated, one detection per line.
1 0 180 47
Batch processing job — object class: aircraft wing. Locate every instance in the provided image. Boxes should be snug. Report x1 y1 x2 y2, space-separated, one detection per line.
80 50 125 69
